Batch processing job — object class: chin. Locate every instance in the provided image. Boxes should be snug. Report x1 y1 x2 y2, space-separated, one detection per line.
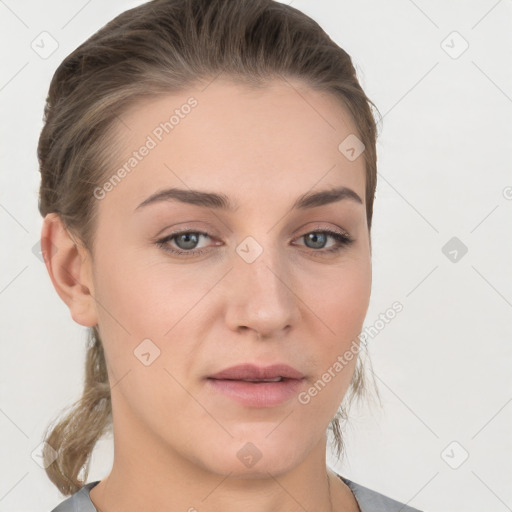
194 429 311 479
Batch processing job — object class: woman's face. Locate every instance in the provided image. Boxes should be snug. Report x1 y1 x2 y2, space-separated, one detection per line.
85 77 371 477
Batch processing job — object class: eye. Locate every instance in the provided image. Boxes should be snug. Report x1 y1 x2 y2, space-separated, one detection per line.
295 228 354 255
156 227 354 258
156 230 214 257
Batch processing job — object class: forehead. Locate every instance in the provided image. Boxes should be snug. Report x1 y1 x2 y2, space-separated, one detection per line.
102 77 366 212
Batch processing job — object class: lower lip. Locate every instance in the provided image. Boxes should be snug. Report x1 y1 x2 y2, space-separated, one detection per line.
206 378 304 407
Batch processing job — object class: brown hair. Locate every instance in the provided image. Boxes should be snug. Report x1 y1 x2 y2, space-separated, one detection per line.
38 0 381 496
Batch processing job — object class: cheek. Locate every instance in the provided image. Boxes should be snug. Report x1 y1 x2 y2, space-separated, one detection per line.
91 246 219 388
308 258 371 342
92 240 195 336
303 259 370 406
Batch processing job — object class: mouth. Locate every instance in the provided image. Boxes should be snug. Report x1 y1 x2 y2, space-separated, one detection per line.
228 377 284 382
206 364 305 407
208 363 305 381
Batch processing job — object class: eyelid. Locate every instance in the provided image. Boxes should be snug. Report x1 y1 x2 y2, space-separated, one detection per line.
291 222 352 242
299 223 351 238
152 220 218 239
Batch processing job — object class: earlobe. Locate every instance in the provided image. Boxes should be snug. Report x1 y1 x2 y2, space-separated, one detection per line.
40 213 98 327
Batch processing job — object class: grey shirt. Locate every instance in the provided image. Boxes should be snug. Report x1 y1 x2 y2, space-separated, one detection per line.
50 475 423 512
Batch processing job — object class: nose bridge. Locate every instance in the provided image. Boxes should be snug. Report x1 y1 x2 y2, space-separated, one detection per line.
227 234 300 336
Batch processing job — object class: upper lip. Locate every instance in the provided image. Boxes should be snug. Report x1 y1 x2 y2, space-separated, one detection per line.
208 363 305 380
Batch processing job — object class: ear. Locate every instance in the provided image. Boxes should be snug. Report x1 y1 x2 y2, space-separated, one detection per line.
40 213 98 327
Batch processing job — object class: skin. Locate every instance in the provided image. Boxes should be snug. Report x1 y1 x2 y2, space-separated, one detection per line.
42 77 370 512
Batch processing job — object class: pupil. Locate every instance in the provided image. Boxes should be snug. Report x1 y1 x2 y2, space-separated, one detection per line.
177 233 199 250
306 233 326 249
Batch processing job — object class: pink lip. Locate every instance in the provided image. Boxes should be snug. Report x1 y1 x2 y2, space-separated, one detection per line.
207 363 305 408
208 363 304 380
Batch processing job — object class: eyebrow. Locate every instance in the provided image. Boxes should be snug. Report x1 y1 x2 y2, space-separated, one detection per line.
134 185 363 212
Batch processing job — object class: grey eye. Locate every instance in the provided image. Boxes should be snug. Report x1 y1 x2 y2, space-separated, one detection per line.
174 232 201 250
303 232 327 249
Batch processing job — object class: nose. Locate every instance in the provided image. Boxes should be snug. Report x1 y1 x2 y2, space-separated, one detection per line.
224 242 301 339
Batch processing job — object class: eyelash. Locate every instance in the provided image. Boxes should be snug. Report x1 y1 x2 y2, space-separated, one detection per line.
156 227 354 258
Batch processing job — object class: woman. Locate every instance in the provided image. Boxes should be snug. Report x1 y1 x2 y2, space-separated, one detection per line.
39 0 423 510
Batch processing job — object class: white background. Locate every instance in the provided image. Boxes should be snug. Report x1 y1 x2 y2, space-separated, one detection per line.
1 1 511 511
